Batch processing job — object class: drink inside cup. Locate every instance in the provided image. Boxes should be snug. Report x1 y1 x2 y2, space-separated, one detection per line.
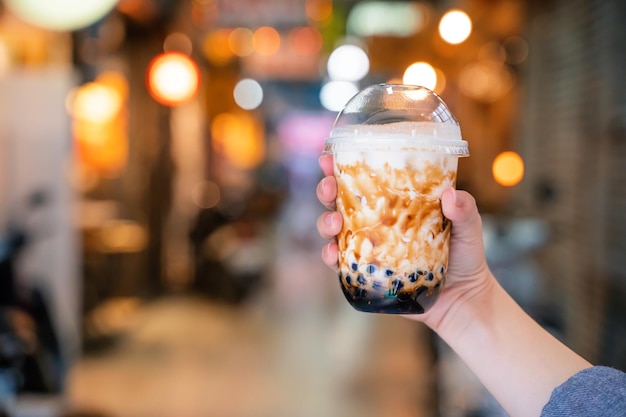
324 85 469 314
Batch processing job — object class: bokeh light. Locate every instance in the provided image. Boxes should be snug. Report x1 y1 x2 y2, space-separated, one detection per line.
459 62 514 102
211 112 265 170
100 220 148 253
439 9 472 45
253 26 281 56
4 0 118 31
403 62 437 91
191 181 221 209
228 27 255 57
163 32 193 55
71 82 122 124
202 29 235 66
147 52 200 106
327 44 369 82
288 27 323 56
493 151 524 186
320 80 359 112
503 36 529 65
305 0 333 22
233 78 264 110
347 1 427 37
0 40 12 78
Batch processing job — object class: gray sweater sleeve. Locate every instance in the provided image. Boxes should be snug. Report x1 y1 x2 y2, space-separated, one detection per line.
541 366 626 417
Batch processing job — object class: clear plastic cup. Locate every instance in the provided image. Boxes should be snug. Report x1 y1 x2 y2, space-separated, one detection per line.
323 84 469 314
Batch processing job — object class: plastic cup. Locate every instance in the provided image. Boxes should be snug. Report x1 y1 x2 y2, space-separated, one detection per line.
323 84 469 314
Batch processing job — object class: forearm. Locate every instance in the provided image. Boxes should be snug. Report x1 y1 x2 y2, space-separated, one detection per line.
434 272 592 417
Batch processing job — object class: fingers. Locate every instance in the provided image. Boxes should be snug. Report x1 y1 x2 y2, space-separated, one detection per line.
318 154 334 176
316 211 343 240
321 241 339 270
316 176 337 210
441 188 483 244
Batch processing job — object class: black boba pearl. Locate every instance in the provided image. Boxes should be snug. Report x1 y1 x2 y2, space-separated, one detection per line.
397 292 411 302
351 262 358 272
366 264 377 274
345 274 352 285
385 269 394 277
357 274 366 285
408 272 417 282
391 279 404 291
440 266 445 274
426 271 434 281
435 281 441 288
355 288 367 299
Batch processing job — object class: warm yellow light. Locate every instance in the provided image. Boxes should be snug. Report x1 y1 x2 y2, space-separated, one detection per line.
203 29 235 66
100 220 148 253
403 62 437 91
211 112 265 170
493 151 524 186
253 26 281 56
72 82 122 123
147 52 200 106
439 9 472 45
228 27 254 57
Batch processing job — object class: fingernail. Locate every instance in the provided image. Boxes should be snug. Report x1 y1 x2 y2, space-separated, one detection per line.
321 177 330 193
451 188 462 208
324 212 334 226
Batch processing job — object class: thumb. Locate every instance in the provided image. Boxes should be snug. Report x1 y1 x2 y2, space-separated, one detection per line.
441 188 483 245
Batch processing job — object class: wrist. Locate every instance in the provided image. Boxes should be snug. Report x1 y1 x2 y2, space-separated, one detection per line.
424 265 498 339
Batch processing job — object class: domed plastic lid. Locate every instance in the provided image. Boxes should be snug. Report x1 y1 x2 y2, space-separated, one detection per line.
324 84 469 155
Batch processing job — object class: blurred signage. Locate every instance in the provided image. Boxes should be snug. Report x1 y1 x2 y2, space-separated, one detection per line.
216 0 307 26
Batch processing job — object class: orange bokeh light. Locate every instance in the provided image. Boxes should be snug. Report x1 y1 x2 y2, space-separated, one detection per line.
288 27 323 55
493 151 524 186
203 29 235 65
211 112 265 170
253 26 280 56
147 52 200 106
305 0 333 22
228 27 254 57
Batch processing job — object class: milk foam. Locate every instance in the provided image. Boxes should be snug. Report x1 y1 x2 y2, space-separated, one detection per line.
326 121 469 155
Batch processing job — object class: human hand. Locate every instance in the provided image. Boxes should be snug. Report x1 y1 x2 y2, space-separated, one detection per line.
316 154 494 332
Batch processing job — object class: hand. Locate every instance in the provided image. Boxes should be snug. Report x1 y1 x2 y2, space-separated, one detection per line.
315 154 494 332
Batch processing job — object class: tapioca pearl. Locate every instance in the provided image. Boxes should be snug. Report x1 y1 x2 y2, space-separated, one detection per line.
391 279 404 292
345 274 352 285
385 269 394 277
439 266 445 275
366 264 377 275
408 272 417 282
372 281 385 291
426 271 434 281
355 288 367 300
357 274 366 285
351 262 358 272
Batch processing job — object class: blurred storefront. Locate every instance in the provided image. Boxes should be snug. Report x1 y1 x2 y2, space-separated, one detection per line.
0 0 625 416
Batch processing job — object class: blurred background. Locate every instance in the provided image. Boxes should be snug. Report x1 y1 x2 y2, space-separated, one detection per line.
0 0 625 416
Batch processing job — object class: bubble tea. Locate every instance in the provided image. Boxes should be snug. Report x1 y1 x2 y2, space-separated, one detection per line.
323 84 469 314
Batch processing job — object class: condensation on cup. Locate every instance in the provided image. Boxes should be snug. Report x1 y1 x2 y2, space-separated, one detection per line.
323 84 469 314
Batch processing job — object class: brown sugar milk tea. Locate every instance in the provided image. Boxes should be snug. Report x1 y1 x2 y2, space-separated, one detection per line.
324 84 469 314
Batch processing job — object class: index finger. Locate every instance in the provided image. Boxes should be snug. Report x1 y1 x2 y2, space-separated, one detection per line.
318 154 334 176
